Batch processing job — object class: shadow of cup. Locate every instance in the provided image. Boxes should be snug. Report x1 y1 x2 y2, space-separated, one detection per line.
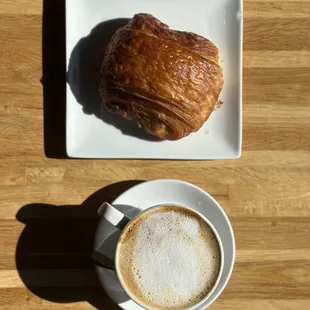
15 180 143 310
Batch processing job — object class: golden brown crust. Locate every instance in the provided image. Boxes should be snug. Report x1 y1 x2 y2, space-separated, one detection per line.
99 13 223 140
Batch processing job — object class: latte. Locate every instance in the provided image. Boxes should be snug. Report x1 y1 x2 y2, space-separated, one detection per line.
116 206 221 310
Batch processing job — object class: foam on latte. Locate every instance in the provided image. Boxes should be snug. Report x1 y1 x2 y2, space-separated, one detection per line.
116 206 221 310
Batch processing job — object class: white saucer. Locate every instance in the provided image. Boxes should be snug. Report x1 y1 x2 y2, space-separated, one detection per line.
94 179 235 309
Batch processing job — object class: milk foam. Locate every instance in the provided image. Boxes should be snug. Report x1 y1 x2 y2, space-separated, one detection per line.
117 206 221 310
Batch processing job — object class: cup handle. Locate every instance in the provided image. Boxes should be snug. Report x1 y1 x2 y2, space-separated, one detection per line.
92 203 132 269
98 202 131 230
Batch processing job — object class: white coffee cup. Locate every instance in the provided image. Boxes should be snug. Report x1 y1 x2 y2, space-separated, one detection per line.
96 202 224 310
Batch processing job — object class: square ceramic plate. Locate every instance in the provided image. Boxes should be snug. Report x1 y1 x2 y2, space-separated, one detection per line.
66 0 243 159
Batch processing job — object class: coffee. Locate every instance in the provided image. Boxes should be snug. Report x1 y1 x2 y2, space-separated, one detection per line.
116 205 221 310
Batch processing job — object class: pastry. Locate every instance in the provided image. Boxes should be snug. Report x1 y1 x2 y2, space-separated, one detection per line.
99 13 223 140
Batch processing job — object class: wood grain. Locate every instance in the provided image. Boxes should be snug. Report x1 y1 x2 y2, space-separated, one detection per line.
1 0 310 309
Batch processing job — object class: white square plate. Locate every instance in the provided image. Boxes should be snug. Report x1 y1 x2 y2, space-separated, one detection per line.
66 0 243 159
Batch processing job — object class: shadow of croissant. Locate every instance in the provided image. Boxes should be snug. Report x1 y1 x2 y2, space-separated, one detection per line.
67 18 160 142
15 180 143 309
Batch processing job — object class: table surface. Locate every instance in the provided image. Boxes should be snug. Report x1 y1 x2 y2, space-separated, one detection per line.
1 0 310 309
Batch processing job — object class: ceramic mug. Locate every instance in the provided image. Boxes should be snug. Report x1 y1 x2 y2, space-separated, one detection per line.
95 202 224 310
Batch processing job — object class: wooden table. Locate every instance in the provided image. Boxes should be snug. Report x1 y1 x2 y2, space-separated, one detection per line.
1 0 310 309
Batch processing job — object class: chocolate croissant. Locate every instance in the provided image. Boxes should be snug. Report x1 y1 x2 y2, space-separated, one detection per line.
99 13 223 140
